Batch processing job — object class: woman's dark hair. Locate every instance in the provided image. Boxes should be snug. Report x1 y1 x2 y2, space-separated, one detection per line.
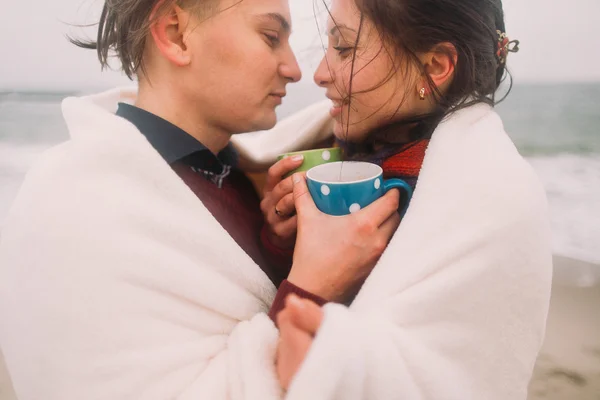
324 0 517 143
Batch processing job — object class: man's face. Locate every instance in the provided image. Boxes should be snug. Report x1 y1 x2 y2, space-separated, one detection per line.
178 0 302 134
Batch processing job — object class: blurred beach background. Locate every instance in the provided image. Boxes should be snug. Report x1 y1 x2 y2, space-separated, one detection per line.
0 0 599 399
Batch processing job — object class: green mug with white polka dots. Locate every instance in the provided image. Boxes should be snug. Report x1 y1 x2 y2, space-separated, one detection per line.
277 147 342 177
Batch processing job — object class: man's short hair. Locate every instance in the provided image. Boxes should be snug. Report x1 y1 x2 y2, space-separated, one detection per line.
70 0 220 79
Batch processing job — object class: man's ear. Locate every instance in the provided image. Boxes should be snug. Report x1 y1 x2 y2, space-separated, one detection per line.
149 3 192 67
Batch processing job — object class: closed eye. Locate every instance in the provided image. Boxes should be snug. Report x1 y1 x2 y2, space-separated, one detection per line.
333 46 354 56
264 33 281 48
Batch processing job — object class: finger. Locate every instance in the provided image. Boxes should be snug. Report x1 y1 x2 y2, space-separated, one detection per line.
270 216 298 240
280 319 313 350
285 295 324 336
274 193 296 217
270 177 295 204
266 198 298 227
277 307 293 331
357 189 400 228
277 317 314 390
265 155 305 192
279 311 315 361
378 211 401 243
266 173 305 219
260 196 274 216
292 173 318 218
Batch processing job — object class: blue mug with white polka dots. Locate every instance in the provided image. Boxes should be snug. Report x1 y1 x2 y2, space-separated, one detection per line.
306 161 413 217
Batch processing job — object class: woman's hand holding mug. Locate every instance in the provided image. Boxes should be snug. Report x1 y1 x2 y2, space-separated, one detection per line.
288 173 401 303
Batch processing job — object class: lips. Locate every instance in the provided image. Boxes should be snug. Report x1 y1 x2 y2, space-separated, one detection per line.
327 96 347 118
326 95 349 106
268 92 286 106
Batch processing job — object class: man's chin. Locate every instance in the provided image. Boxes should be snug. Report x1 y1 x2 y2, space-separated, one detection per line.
248 110 278 132
228 108 279 134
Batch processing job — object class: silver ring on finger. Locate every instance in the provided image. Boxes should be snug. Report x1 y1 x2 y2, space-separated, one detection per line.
275 206 285 218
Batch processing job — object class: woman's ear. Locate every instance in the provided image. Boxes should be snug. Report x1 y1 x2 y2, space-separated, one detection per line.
419 42 458 92
149 3 192 67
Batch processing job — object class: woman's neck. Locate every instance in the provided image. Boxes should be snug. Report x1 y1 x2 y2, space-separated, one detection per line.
371 126 413 151
339 121 424 166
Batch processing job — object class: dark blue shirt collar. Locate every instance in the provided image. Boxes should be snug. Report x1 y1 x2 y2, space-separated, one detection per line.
116 102 237 174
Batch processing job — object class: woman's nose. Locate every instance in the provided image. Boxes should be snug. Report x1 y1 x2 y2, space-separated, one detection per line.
314 56 334 87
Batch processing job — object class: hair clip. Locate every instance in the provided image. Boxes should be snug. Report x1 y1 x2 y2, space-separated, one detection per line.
496 30 520 65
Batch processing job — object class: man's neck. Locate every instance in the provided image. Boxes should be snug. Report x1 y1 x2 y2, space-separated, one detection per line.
135 87 231 155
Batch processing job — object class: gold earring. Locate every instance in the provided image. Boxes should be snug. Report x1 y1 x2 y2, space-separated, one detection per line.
419 87 426 100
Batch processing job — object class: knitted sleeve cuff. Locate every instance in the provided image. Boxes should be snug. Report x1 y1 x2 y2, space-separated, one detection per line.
268 279 328 325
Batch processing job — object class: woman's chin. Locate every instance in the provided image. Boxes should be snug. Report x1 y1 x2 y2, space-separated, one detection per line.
332 123 348 141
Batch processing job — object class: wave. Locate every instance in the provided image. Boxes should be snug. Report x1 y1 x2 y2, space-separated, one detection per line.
0 90 78 99
527 154 600 264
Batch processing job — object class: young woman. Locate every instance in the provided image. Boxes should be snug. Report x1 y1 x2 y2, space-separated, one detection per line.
266 0 553 398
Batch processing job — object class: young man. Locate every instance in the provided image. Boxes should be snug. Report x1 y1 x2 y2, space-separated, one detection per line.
0 1 400 398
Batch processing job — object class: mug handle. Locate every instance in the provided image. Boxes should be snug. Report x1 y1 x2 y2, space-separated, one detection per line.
383 179 413 217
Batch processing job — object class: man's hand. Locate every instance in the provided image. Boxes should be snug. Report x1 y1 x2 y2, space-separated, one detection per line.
276 295 324 390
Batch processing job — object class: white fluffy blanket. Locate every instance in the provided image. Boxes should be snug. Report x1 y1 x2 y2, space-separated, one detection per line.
0 88 552 400
284 99 553 400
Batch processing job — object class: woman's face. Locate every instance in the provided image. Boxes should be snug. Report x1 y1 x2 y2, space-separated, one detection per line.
180 0 302 134
313 0 422 142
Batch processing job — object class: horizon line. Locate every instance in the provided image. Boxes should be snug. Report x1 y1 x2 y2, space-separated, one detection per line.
2 81 600 96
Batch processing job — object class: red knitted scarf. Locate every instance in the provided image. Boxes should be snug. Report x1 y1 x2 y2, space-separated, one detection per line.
381 140 430 180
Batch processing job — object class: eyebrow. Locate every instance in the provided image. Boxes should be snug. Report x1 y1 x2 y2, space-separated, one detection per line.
257 13 292 34
329 24 357 36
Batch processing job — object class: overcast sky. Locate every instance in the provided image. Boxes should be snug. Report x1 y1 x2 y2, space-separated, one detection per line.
0 0 598 91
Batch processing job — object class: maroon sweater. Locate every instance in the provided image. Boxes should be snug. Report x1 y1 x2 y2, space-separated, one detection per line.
172 164 327 320
115 103 326 322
